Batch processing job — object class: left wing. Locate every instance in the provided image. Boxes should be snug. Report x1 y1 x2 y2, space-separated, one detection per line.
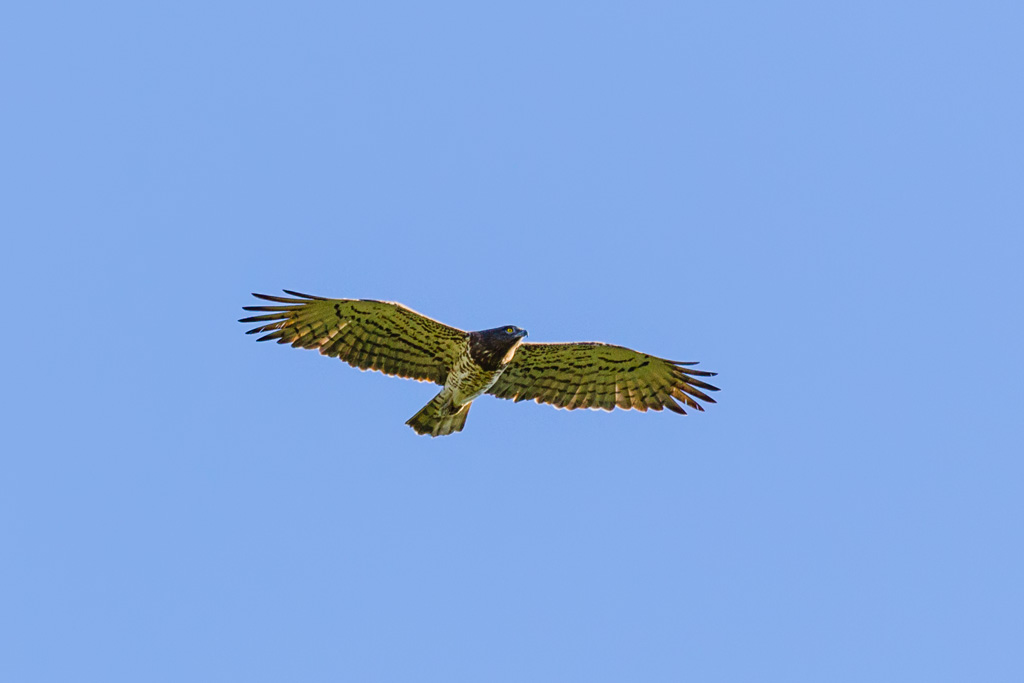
487 342 718 413
239 291 467 385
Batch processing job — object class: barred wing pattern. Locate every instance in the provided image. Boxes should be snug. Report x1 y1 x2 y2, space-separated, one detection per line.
488 342 718 413
239 291 467 385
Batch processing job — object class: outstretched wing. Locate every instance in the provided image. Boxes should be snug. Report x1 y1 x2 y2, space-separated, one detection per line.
239 290 467 385
487 342 718 413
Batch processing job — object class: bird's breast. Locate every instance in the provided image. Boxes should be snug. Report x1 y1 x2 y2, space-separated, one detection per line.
447 348 508 406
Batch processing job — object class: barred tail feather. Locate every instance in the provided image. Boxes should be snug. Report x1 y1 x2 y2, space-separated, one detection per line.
406 394 471 437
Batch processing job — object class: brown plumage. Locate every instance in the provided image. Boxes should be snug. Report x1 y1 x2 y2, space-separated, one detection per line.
240 290 718 436
239 291 465 384
486 342 718 414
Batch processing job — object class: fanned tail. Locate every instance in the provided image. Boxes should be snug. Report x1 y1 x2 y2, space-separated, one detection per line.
406 393 471 437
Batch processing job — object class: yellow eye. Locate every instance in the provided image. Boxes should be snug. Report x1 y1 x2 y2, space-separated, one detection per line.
506 327 514 334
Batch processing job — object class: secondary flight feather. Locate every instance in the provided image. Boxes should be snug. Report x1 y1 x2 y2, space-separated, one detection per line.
240 290 719 437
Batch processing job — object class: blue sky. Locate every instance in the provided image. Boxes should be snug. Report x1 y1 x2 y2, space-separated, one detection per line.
3 1 1022 681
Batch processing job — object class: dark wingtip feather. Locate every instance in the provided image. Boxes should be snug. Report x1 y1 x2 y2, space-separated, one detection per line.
250 292 306 304
689 378 720 392
282 289 326 300
681 367 718 377
242 305 301 312
685 384 717 402
240 319 276 329
669 360 717 376
663 396 688 415
671 368 720 391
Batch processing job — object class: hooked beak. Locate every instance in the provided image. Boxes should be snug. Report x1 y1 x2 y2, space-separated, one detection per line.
518 329 529 339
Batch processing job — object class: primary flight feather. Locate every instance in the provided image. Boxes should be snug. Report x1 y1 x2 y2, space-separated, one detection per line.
240 290 719 437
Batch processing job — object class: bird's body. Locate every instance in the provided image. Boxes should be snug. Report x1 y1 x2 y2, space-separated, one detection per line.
240 291 718 436
406 326 527 436
446 345 500 406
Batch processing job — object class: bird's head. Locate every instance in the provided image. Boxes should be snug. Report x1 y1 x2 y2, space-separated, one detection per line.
468 326 528 370
498 325 528 340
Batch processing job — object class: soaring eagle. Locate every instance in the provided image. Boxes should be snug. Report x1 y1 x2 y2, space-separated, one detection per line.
240 291 718 437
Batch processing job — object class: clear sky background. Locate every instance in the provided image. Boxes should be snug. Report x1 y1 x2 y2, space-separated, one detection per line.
3 1 1022 681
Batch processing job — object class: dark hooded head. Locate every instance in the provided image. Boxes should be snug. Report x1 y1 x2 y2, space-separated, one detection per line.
468 325 528 371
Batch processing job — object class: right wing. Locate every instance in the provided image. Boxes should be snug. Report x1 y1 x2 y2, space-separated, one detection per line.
488 342 718 413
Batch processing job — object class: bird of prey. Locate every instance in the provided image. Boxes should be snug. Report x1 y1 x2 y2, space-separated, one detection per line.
240 290 719 437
